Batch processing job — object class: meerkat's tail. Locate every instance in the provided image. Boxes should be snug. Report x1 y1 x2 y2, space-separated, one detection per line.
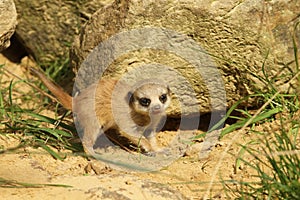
30 67 72 110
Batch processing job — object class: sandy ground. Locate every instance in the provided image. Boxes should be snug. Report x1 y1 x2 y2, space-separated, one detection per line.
0 53 297 199
0 131 256 200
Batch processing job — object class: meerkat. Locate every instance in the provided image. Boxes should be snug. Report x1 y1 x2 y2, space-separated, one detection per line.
30 68 171 156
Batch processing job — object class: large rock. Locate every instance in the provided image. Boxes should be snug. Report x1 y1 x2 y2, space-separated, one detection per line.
0 0 17 52
70 0 300 117
14 0 114 63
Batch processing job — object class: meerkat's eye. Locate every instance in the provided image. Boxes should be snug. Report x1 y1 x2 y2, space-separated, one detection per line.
139 98 151 107
159 94 168 103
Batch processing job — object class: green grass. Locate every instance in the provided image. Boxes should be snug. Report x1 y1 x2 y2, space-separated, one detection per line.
224 114 300 199
218 25 300 199
0 62 81 160
0 177 71 188
206 80 299 199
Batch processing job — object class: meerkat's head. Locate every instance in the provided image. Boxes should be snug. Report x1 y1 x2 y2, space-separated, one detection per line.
128 83 171 116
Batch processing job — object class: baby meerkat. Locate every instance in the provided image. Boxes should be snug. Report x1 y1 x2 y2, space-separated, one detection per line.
30 68 171 156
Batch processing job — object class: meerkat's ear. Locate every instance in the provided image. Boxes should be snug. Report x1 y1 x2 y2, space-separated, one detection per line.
167 86 171 94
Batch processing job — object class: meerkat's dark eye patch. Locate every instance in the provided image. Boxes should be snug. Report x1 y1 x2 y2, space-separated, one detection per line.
159 94 168 103
127 91 134 104
139 98 151 107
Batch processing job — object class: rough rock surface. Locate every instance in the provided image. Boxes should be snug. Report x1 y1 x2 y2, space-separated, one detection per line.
70 0 300 116
0 0 17 52
14 0 114 63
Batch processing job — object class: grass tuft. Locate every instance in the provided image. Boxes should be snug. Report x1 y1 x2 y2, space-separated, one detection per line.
221 22 300 199
227 118 300 199
0 61 81 160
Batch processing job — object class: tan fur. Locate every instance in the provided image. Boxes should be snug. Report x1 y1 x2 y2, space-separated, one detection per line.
31 68 171 155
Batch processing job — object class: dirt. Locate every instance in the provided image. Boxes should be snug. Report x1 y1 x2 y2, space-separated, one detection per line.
0 53 296 199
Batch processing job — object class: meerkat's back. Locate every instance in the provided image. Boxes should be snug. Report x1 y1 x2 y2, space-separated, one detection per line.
73 79 120 132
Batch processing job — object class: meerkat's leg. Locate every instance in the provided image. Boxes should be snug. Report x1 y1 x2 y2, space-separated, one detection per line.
144 128 170 155
147 135 159 152
79 122 108 175
142 128 158 152
81 128 100 155
118 130 153 153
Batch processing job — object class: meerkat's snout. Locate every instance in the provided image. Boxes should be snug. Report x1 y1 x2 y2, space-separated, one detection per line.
151 104 162 113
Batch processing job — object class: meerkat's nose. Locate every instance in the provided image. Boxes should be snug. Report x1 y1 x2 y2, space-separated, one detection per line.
152 104 161 111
